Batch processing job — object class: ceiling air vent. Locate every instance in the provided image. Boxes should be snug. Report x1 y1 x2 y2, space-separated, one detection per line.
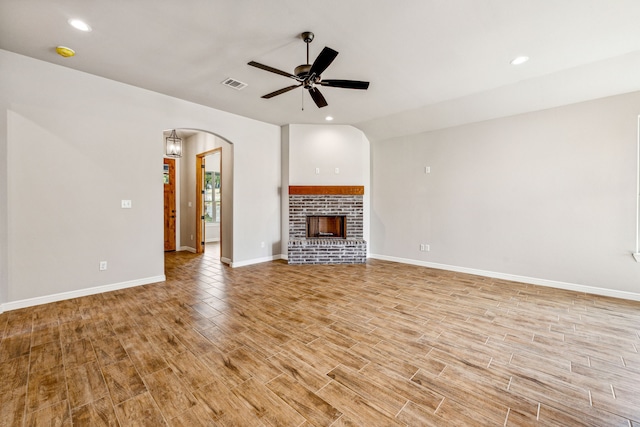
221 78 248 90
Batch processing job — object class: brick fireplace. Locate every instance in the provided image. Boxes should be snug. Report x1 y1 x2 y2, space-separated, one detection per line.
287 186 367 264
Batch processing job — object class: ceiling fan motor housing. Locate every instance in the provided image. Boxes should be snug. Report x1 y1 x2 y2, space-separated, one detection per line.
295 64 311 78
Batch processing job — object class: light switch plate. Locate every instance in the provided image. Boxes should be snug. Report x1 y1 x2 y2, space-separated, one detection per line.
121 200 132 208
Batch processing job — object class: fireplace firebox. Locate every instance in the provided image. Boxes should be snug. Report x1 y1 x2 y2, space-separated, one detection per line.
307 216 346 239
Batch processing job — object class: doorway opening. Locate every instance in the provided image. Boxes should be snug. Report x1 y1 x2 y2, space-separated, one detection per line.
162 128 233 271
196 148 222 256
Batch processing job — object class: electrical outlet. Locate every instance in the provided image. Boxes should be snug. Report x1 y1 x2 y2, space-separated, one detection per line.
315 167 320 174
121 200 132 209
261 241 265 248
99 261 107 271
425 166 431 174
419 244 430 252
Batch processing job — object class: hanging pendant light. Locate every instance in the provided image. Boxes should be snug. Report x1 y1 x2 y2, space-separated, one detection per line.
165 129 182 158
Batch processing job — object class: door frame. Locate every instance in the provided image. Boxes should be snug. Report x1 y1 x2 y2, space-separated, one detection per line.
196 148 222 254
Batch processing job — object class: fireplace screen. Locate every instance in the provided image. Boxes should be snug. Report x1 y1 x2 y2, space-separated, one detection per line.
306 216 346 238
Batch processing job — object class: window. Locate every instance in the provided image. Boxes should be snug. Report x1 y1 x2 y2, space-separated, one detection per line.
204 171 221 223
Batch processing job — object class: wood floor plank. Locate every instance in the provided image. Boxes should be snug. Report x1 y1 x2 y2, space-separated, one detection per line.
25 399 72 426
66 360 109 409
0 354 29 395
316 380 404 426
114 392 167 426
92 334 129 367
231 377 307 426
166 349 218 391
71 396 120 426
143 367 198 420
0 387 27 427
101 358 148 405
0 332 31 362
30 321 60 347
63 338 96 367
121 333 169 376
266 374 343 426
268 350 332 392
327 364 408 417
26 365 68 413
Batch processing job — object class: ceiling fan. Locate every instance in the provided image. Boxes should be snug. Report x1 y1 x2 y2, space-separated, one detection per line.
248 32 370 108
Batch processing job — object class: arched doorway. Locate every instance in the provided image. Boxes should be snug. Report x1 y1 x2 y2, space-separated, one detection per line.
163 129 233 263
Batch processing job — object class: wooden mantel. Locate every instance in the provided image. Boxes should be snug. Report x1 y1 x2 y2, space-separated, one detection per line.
289 186 364 195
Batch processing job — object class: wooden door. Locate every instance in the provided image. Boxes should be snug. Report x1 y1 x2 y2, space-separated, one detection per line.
163 158 176 251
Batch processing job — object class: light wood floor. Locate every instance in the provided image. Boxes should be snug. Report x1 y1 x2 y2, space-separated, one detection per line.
1 244 640 426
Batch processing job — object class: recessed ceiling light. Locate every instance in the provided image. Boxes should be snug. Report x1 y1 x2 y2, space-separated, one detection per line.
510 56 529 65
325 116 334 121
68 19 91 32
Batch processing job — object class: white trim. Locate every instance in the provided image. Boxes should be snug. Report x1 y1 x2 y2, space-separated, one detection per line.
1 275 166 312
220 257 232 265
369 254 640 302
633 253 640 262
179 246 196 253
231 254 283 268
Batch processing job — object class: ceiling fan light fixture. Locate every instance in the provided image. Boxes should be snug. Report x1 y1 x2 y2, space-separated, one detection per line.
165 129 183 158
510 55 529 65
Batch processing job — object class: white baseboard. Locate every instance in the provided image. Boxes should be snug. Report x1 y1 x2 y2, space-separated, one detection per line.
220 257 232 265
205 238 220 243
369 254 640 302
1 275 166 312
231 254 284 268
179 246 196 253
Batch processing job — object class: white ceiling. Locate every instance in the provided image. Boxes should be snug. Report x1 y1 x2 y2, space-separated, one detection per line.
2 0 640 141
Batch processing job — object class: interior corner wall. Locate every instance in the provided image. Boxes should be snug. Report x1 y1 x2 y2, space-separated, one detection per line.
283 124 371 253
0 49 280 308
370 90 640 297
0 91 8 309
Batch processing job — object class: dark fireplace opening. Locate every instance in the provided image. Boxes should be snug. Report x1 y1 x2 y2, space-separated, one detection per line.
307 216 346 239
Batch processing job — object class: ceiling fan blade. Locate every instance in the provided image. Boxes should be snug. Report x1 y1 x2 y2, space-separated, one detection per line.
248 61 298 80
309 47 338 76
308 87 328 108
319 79 370 90
262 84 302 99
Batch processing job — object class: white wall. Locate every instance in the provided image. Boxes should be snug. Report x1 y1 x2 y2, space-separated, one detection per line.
0 49 280 309
282 124 371 253
371 91 640 299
